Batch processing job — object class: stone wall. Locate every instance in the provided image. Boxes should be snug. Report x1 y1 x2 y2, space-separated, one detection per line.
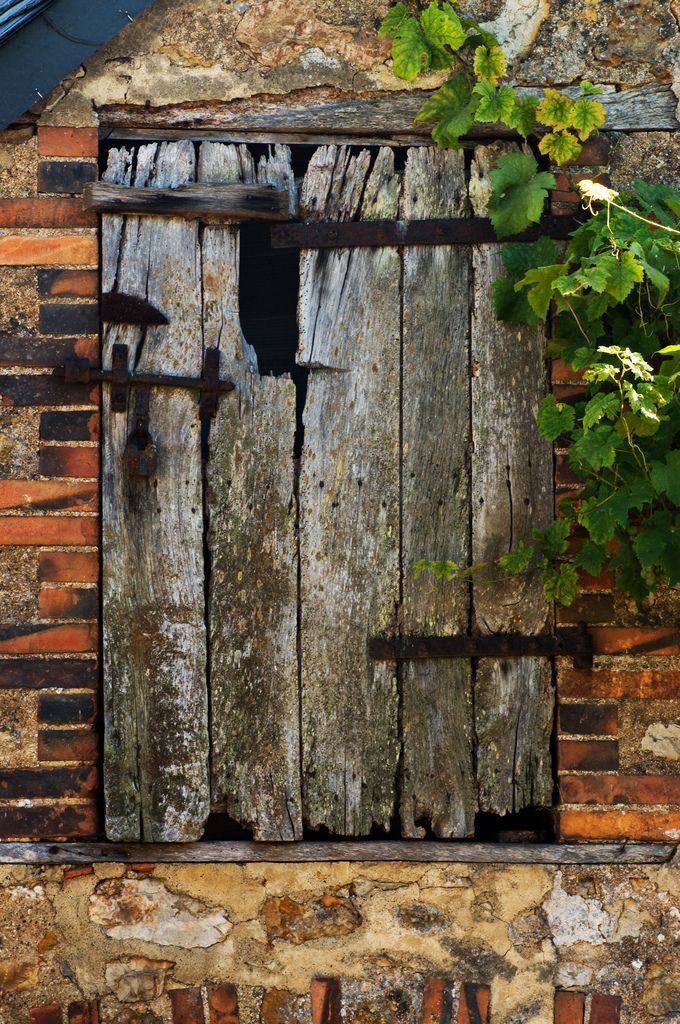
3 858 680 1023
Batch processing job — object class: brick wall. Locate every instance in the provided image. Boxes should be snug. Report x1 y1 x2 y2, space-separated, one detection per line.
0 125 99 840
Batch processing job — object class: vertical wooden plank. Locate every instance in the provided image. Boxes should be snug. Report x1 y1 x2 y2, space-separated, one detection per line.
203 143 302 840
554 991 585 1024
102 142 209 841
469 144 554 816
400 146 475 838
298 146 401 835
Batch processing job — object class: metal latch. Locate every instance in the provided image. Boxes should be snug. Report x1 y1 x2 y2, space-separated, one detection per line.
369 622 593 670
125 386 157 478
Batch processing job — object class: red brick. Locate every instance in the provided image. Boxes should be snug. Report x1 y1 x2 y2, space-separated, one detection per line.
208 985 239 1024
0 374 98 407
39 550 99 584
30 1006 62 1024
560 774 680 806
560 668 680 699
589 994 621 1024
556 593 616 625
457 984 490 1024
420 977 453 1024
0 802 97 839
0 623 97 655
0 198 96 229
39 269 99 298
577 568 615 592
558 739 618 772
0 336 99 369
0 658 97 690
0 517 97 546
555 453 583 487
129 863 156 872
170 989 206 1024
554 991 585 1024
0 766 97 799
573 135 611 164
67 1001 99 1024
0 481 97 513
39 446 99 478
558 704 618 736
551 358 584 383
559 808 680 842
590 627 680 656
64 866 95 880
38 127 99 158
311 979 341 1024
0 235 97 266
38 587 98 620
39 692 96 725
41 411 100 442
38 728 97 762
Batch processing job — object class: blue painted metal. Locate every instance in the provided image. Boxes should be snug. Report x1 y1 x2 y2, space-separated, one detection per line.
0 0 155 131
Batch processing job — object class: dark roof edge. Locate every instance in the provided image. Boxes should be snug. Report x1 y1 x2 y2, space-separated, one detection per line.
0 0 155 132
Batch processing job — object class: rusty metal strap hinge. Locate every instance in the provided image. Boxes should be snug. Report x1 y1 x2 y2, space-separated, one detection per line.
369 622 593 670
53 343 236 417
271 215 581 250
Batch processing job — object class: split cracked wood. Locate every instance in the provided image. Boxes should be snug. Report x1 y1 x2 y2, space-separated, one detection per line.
203 141 301 841
470 144 554 817
399 146 475 839
102 141 209 842
298 146 401 835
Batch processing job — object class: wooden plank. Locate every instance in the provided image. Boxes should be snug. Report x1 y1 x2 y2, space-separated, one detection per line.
469 144 554 817
203 143 301 840
0 841 673 864
84 181 291 220
400 147 475 839
102 141 209 842
298 146 401 835
100 84 679 134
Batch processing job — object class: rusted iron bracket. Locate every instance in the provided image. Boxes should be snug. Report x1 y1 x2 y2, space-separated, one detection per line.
369 622 593 670
54 344 236 414
271 215 580 250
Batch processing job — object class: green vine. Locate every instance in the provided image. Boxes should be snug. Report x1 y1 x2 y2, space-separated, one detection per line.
380 2 680 605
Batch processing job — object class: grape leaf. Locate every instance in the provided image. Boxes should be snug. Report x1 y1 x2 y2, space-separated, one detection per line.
473 44 506 84
498 541 534 574
505 95 540 138
542 563 579 605
571 97 606 140
536 89 576 130
533 517 571 559
516 263 568 318
473 82 515 123
650 451 680 504
538 130 582 165
487 152 555 238
582 391 620 429
634 518 672 568
492 276 539 325
378 3 411 37
421 2 467 63
574 539 608 575
608 478 654 527
500 237 558 276
414 75 479 148
390 19 431 80
571 424 618 470
537 395 576 441
603 250 645 302
460 16 498 48
580 80 602 96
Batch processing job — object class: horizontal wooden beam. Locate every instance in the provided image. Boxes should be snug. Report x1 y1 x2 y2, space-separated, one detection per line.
271 216 579 249
100 84 679 136
0 841 674 864
83 181 292 220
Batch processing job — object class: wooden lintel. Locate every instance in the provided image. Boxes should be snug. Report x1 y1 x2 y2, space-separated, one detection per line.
99 84 679 135
84 181 293 221
0 841 674 864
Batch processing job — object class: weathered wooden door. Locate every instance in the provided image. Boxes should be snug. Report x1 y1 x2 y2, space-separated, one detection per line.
101 140 553 843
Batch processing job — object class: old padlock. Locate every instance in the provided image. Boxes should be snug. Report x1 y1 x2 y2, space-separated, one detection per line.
125 386 158 478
